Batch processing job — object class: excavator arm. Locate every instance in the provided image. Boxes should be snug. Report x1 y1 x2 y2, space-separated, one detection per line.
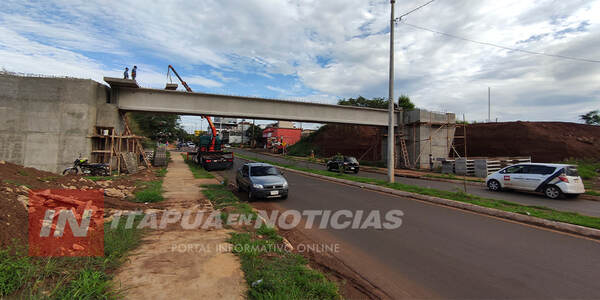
167 65 217 151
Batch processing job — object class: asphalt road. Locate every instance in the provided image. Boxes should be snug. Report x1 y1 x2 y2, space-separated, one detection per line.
219 157 600 298
232 148 600 217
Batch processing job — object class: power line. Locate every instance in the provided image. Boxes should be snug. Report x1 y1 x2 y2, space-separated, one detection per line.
396 0 436 20
400 22 600 63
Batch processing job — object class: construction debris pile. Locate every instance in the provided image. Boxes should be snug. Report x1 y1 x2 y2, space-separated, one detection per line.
0 160 160 248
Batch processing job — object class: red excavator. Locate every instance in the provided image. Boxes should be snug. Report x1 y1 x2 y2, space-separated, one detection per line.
167 65 233 170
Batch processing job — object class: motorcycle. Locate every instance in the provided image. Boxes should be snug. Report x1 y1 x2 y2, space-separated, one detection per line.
63 155 110 176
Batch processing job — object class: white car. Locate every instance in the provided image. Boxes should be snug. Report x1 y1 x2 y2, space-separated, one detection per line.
485 163 585 199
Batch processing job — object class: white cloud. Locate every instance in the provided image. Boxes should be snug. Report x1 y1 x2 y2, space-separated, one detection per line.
0 0 598 122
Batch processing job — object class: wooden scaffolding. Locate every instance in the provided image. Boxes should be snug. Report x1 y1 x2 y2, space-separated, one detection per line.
89 114 150 175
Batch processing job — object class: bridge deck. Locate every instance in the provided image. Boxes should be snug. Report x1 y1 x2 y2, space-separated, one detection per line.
108 83 393 126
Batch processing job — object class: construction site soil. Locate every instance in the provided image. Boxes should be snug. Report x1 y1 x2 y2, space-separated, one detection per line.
0 161 161 248
458 121 600 162
298 124 383 161
298 122 599 163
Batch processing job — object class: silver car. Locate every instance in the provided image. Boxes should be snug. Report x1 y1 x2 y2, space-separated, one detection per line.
236 163 289 200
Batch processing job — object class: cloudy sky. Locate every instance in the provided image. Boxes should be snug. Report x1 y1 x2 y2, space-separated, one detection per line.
1 0 598 130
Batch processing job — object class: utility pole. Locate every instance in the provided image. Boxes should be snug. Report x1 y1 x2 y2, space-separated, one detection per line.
463 114 468 193
488 87 491 122
252 119 255 148
387 0 396 183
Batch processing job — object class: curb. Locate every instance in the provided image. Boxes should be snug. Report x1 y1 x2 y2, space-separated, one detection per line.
242 150 600 202
238 156 600 240
239 149 487 187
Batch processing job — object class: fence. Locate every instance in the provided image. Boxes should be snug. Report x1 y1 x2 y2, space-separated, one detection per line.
442 156 532 177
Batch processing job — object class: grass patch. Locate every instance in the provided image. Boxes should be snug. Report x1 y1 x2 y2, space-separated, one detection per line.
202 184 256 223
155 167 168 178
236 153 600 230
564 160 600 180
586 190 600 197
17 170 29 177
182 154 214 179
86 176 115 181
201 183 339 299
286 126 326 157
1 179 31 189
0 216 145 298
0 246 32 296
358 160 386 168
38 176 59 182
424 173 484 183
229 231 339 300
134 180 164 203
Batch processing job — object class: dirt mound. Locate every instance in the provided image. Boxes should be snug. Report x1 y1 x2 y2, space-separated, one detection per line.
0 161 160 247
461 122 600 162
292 125 382 160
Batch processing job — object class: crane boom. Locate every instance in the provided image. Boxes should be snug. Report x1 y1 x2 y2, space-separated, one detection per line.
167 65 218 151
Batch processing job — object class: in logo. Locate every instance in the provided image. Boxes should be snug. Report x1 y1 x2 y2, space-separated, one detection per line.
28 189 104 256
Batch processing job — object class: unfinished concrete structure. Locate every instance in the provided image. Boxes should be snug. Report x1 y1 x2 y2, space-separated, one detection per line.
401 109 456 169
0 73 121 173
1 73 456 173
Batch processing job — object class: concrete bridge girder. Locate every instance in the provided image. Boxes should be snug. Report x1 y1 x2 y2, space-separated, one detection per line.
110 82 456 169
114 87 395 127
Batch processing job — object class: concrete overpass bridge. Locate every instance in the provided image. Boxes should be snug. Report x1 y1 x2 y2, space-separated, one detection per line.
0 73 454 174
104 77 456 169
105 77 392 127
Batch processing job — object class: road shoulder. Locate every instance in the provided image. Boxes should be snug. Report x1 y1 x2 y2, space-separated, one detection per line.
112 153 247 299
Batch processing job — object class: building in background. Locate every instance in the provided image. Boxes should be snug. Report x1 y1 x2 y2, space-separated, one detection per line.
212 117 238 132
263 122 302 153
275 120 295 129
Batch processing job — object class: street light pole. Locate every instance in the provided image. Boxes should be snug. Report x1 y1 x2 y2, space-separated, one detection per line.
387 0 396 183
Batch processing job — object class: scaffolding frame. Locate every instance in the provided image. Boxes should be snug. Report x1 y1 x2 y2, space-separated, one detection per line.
403 112 459 169
89 114 150 175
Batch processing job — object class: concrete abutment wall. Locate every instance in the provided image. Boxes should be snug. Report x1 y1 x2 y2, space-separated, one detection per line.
0 74 121 173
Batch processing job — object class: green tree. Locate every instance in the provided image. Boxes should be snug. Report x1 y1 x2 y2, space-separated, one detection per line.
129 112 184 142
397 94 415 110
338 95 415 110
337 96 387 109
245 124 264 146
580 110 600 125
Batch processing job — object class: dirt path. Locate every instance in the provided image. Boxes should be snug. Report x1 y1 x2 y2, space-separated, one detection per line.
113 153 247 299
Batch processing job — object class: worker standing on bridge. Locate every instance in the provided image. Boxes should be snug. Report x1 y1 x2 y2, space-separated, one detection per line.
132 66 137 80
123 67 129 79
